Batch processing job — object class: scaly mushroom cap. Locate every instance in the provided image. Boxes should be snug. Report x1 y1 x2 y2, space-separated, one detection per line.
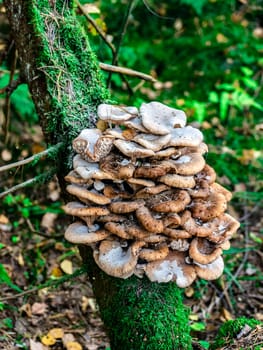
63 201 110 217
191 193 227 221
136 206 164 233
100 154 135 179
110 200 145 214
139 243 169 262
140 101 187 135
169 239 190 252
150 190 191 213
211 182 233 201
168 126 203 147
189 238 222 264
97 103 138 123
171 153 206 176
144 251 197 287
195 164 217 184
64 170 92 185
93 240 139 278
65 222 110 244
194 256 224 280
66 184 111 205
134 161 173 179
207 213 240 244
104 222 132 239
158 173 196 188
122 116 148 132
181 211 214 237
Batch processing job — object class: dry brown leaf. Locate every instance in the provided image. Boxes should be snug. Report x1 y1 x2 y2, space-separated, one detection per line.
31 302 48 315
221 307 233 321
60 259 73 274
20 303 32 317
40 212 58 231
0 214 9 224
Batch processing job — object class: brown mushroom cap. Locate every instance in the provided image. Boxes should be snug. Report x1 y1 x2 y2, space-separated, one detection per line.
103 185 132 200
188 180 210 199
66 184 111 205
163 228 192 239
194 256 224 280
97 104 138 123
114 139 155 158
136 206 164 233
207 213 240 243
168 126 203 147
139 244 169 262
144 251 197 287
110 199 145 214
140 101 187 135
63 201 110 217
191 192 227 221
189 238 222 264
133 133 172 152
100 154 135 180
65 222 109 244
104 222 132 239
169 239 190 252
163 213 181 227
93 240 139 278
134 161 173 179
64 170 93 185
135 184 169 199
158 173 196 188
150 190 191 213
181 211 214 237
211 182 233 201
195 164 217 184
154 147 178 158
127 178 155 187
171 153 206 176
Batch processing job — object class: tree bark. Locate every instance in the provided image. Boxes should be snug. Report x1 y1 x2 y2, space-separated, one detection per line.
4 1 192 349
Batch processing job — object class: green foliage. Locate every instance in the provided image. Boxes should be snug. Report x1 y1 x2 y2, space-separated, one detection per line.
0 264 22 292
211 317 262 349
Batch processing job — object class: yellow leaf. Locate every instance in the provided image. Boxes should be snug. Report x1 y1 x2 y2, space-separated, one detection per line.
221 307 233 321
48 328 64 339
51 266 63 278
65 341 83 350
0 214 9 224
60 259 73 274
41 334 56 346
216 33 228 43
96 119 108 131
82 4 100 14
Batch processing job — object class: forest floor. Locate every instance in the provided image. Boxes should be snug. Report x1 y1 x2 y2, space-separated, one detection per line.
0 126 263 350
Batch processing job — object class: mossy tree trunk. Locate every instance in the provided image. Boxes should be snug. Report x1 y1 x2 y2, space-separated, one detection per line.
4 1 192 349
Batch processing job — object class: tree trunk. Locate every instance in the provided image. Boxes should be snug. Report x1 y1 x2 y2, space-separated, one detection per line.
4 1 192 349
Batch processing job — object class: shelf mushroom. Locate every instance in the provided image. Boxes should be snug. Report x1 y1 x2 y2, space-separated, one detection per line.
63 101 240 287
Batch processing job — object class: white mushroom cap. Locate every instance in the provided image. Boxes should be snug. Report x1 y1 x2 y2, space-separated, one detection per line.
73 155 116 180
194 256 224 280
93 240 139 278
97 104 138 123
168 126 203 147
140 102 187 135
133 133 171 152
65 222 109 244
114 139 155 158
144 252 196 287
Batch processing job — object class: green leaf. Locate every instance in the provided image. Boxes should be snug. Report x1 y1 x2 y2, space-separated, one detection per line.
180 0 207 15
241 77 258 90
240 66 253 77
208 91 219 103
190 322 206 331
0 264 12 285
219 91 229 120
198 340 210 349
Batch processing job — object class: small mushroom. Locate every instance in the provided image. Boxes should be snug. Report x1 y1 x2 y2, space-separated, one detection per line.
62 201 110 217
97 104 138 123
144 251 197 287
163 213 181 227
171 153 206 176
114 139 155 158
207 213 240 244
73 155 116 180
139 243 169 262
136 206 164 233
104 222 132 239
103 184 132 200
134 161 172 179
64 170 92 185
65 222 110 244
150 190 191 213
100 154 135 180
163 228 192 239
93 240 139 278
140 101 187 135
181 211 214 237
168 126 203 147
188 180 210 199
189 238 222 264
190 193 227 221
194 256 224 281
133 133 171 152
154 147 178 158
158 173 196 188
110 199 145 214
135 184 169 199
66 184 111 205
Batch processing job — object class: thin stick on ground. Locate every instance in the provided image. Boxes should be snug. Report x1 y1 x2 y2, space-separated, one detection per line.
0 142 63 173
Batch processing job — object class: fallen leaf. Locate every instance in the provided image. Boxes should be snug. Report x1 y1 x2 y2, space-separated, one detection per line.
0 214 9 224
1 149 12 161
41 334 56 346
65 341 83 350
48 328 64 339
31 302 48 315
30 339 49 350
184 286 194 298
40 212 58 231
20 303 32 317
62 333 75 347
50 266 63 278
60 259 73 274
221 307 233 321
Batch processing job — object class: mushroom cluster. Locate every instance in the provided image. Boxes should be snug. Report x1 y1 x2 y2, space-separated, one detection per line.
63 101 240 287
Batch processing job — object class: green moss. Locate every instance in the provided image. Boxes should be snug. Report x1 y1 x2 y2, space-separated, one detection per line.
80 247 192 350
211 317 262 349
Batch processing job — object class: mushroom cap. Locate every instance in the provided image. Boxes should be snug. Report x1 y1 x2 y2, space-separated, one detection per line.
158 173 196 188
195 164 217 184
188 180 210 199
154 147 178 158
169 239 190 252
127 178 155 187
150 190 191 213
163 213 181 227
65 222 109 244
97 104 138 123
100 154 135 179
114 139 155 158
211 182 233 201
73 128 113 162
135 184 169 199
181 211 214 237
163 228 192 239
66 184 111 205
104 222 132 239
122 116 148 132
168 126 203 147
207 213 240 243
110 199 145 214
191 193 227 221
140 102 187 135
62 201 110 217
93 240 139 278
133 133 171 152
136 206 164 233
139 244 169 262
73 155 116 180
189 238 222 264
194 256 224 281
64 170 92 185
103 185 132 200
171 153 206 176
144 251 197 287
134 161 173 179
